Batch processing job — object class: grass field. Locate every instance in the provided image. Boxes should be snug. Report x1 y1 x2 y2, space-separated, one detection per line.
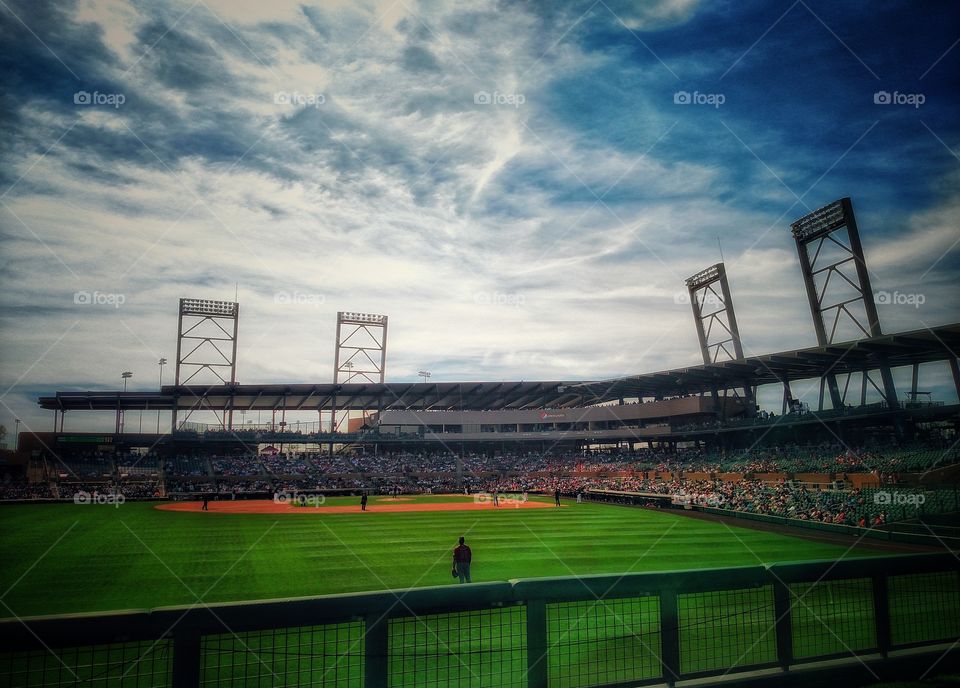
0 495 887 618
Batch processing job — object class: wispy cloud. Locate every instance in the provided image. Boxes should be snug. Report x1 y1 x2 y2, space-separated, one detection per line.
0 0 957 430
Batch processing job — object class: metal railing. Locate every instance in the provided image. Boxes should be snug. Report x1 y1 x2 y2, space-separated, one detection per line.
1 553 958 687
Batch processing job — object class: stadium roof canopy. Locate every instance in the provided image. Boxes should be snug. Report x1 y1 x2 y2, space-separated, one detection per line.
38 323 960 412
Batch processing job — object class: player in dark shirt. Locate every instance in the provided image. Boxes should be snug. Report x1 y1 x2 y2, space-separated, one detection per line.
453 536 472 583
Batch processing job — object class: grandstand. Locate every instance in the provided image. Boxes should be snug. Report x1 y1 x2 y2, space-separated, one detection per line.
3 197 960 688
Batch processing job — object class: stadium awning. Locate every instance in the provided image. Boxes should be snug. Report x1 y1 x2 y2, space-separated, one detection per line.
37 323 960 412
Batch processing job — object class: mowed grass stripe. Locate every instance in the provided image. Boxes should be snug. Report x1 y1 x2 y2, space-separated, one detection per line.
0 499 885 617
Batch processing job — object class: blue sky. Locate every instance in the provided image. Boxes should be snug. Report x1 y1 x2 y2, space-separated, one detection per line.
0 0 958 433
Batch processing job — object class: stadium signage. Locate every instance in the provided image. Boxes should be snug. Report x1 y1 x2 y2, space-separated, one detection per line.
56 435 113 444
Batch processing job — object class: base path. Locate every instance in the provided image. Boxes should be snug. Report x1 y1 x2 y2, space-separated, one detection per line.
156 498 561 515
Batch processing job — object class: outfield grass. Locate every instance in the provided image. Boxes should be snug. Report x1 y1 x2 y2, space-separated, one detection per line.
0 497 887 619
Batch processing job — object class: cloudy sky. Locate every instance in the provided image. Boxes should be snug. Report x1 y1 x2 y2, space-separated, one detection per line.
1 0 958 434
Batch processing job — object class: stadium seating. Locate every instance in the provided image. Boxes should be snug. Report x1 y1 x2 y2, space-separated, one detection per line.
12 441 957 526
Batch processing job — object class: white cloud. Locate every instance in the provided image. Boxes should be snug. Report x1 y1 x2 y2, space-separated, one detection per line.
1 0 957 433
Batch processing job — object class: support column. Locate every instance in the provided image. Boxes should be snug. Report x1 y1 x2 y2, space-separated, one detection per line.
950 358 960 403
781 378 793 415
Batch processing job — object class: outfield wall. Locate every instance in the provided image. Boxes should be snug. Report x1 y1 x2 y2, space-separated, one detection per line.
2 553 958 687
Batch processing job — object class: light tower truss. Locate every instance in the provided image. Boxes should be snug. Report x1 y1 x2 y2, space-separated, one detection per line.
791 198 884 344
172 298 240 431
684 262 754 415
684 262 744 364
334 312 388 384
175 299 240 385
791 198 897 410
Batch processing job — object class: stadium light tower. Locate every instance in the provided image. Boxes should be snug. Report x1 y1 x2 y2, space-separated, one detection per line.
790 199 898 410
418 370 431 383
684 263 754 416
333 312 388 384
684 263 744 364
173 298 240 432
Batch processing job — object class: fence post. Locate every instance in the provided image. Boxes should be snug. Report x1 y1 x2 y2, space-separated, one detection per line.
526 599 548 688
772 576 794 670
172 627 201 688
365 613 389 688
872 574 891 658
660 589 681 687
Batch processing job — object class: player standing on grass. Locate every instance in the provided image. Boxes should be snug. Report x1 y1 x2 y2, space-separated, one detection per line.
554 488 561 506
360 492 368 511
453 536 472 583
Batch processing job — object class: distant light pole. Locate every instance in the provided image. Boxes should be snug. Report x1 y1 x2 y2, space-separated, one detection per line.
418 371 431 411
120 371 132 434
14 418 21 450
157 358 167 433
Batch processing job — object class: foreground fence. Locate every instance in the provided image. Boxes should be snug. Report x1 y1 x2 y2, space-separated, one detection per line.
1 553 959 687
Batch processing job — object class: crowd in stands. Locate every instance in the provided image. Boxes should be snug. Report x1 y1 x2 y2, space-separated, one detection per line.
0 481 53 500
211 456 261 476
4 441 956 525
665 479 889 527
164 456 208 477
